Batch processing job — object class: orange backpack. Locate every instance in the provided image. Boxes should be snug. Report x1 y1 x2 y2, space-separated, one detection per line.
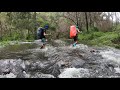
70 25 77 38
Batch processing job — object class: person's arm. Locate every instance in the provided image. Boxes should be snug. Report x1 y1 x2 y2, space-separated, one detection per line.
44 32 48 35
77 28 80 33
44 32 51 36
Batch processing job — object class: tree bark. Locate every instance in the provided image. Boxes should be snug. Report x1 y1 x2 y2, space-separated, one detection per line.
89 12 92 27
0 21 2 40
85 12 89 32
33 12 37 39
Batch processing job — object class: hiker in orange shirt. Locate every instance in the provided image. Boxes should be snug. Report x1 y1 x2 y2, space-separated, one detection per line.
72 25 80 47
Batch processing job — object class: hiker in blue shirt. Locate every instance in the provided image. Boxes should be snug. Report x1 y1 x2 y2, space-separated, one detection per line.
38 25 50 49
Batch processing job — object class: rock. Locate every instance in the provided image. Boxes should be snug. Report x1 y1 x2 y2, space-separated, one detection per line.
1 40 120 78
42 64 60 77
0 60 10 74
27 61 48 71
76 44 88 50
16 71 30 78
71 59 85 68
24 61 31 71
31 72 55 78
23 71 30 78
57 61 69 68
0 75 6 78
99 50 120 63
58 68 90 78
0 59 28 78
20 61 26 70
6 73 16 78
16 72 26 78
9 59 25 75
25 61 31 66
28 62 38 71
114 67 120 74
51 64 60 77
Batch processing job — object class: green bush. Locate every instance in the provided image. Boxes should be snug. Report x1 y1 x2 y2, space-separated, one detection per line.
115 44 120 49
78 30 120 48
89 27 99 32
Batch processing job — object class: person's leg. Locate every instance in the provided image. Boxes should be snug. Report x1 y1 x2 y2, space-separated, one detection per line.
73 35 78 47
40 38 46 49
75 35 78 44
73 36 77 47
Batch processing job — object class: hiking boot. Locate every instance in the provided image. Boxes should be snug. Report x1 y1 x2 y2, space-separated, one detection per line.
40 45 45 49
73 43 76 47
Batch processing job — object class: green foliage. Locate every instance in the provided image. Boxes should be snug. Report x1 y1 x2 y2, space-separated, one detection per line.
1 12 120 50
115 44 120 49
111 35 120 45
0 40 11 47
89 27 99 32
78 30 119 48
112 24 120 31
5 12 36 40
50 24 56 31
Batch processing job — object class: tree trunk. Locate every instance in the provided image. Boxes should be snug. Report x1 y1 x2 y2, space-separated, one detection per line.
76 12 78 26
0 21 2 40
33 12 37 40
85 12 89 32
89 12 92 27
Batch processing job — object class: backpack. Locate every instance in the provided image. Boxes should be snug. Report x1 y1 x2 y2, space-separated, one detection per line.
37 27 44 38
37 27 41 35
70 25 77 38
